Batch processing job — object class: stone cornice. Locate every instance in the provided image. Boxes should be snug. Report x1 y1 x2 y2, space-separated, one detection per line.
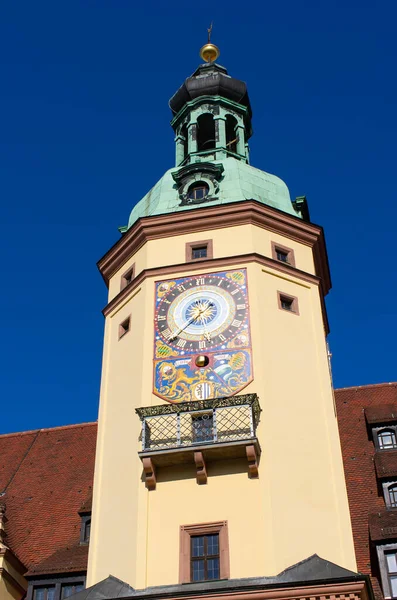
102 251 329 334
97 200 332 297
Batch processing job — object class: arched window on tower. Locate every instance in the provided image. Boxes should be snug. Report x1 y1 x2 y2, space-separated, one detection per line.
225 115 238 154
180 123 188 162
197 114 216 153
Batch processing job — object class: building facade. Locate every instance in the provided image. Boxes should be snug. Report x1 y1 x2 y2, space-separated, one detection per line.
0 38 389 600
87 40 364 600
336 382 397 600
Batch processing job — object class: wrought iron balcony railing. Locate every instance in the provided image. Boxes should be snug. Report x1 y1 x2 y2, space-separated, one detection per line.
136 394 261 489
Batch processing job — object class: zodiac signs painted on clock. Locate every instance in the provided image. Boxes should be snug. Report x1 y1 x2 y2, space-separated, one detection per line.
153 269 253 403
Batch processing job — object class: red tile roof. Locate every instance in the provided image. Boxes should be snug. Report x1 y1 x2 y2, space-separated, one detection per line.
0 422 97 576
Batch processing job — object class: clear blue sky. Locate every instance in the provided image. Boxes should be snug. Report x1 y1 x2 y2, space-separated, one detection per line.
1 1 396 433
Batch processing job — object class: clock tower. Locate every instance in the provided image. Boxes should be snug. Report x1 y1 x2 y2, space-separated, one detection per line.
86 39 370 600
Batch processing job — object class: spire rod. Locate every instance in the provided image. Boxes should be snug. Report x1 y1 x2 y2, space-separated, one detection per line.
200 23 220 63
207 22 213 43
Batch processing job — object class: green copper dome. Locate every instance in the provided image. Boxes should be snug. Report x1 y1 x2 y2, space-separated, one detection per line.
122 60 308 232
127 158 300 229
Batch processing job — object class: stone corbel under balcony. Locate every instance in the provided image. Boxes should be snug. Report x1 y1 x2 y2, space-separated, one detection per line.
136 394 261 489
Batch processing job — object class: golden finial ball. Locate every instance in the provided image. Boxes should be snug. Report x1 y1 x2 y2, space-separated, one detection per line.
195 355 210 368
200 43 220 63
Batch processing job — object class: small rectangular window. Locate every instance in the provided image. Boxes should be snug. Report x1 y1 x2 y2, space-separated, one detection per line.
271 242 295 267
192 246 207 260
118 316 131 339
180 521 229 584
281 297 293 311
276 249 289 263
191 534 220 582
278 292 299 315
185 240 213 262
121 265 135 291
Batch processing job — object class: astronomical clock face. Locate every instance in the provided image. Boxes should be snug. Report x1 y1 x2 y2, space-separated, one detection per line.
153 268 253 403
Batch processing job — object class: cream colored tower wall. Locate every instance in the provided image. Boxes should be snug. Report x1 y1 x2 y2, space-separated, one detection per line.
0 554 26 600
107 224 315 302
88 224 356 589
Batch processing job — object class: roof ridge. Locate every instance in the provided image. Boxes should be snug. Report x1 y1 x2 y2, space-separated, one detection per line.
0 421 97 439
335 382 397 392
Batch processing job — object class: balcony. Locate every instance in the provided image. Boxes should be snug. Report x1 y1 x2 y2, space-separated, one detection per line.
136 394 261 489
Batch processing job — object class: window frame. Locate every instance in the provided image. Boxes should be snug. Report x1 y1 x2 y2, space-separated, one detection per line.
271 242 296 267
277 291 300 315
118 316 131 340
190 533 220 582
120 264 135 291
179 521 229 584
185 239 214 263
27 577 86 600
187 183 209 201
80 513 91 544
33 585 56 600
61 583 85 599
377 543 397 598
383 481 397 509
373 426 397 451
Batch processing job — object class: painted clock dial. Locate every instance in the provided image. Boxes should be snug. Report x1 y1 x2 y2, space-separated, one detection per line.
153 268 253 403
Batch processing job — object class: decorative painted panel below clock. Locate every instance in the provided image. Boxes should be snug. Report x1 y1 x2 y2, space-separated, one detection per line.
153 268 253 403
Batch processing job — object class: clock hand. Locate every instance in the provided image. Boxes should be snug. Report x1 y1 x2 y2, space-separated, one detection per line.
169 302 214 342
169 316 197 341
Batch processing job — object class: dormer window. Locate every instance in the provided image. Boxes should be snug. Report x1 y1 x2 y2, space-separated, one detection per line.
80 514 91 544
383 482 397 509
83 518 91 543
29 580 85 600
188 183 209 201
34 586 55 600
61 584 84 599
378 429 397 450
373 425 397 450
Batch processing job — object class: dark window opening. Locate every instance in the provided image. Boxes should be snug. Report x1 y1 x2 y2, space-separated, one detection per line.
34 587 56 600
197 114 216 152
378 429 397 450
61 584 84 599
388 485 397 508
188 183 209 201
119 317 131 339
385 551 397 597
83 519 91 543
225 115 238 154
121 266 134 291
181 124 188 160
192 246 208 260
276 249 289 263
280 296 294 311
192 413 213 443
191 534 220 581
